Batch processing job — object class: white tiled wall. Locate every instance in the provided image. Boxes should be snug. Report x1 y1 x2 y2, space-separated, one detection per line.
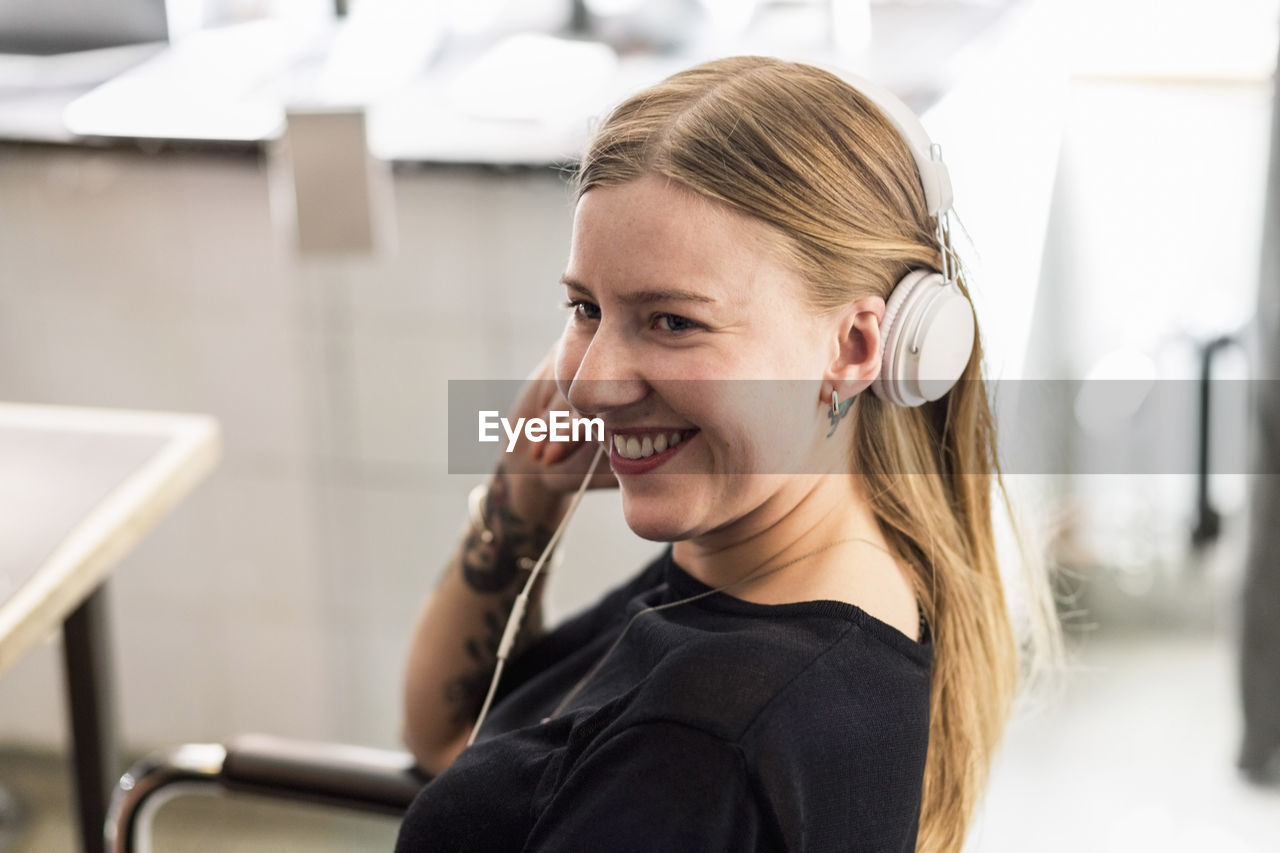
0 147 652 752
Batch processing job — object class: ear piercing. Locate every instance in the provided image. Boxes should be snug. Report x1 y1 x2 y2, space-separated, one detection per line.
831 388 857 417
827 387 857 437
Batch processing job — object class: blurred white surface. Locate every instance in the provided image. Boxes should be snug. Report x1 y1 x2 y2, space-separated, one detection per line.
62 19 328 141
967 624 1280 852
1061 0 1278 82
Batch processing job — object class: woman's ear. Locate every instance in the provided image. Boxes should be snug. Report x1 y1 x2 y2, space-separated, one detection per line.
823 295 886 398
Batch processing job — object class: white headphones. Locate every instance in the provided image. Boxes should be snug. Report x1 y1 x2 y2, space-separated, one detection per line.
825 68 976 408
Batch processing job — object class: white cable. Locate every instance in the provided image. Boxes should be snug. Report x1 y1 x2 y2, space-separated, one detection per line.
466 441 607 747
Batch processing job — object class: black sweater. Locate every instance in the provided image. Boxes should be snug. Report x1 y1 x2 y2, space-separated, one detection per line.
395 545 933 852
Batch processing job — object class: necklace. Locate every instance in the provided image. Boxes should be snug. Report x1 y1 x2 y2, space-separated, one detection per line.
540 536 896 723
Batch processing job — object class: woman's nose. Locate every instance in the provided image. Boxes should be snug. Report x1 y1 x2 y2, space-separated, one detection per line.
561 331 647 418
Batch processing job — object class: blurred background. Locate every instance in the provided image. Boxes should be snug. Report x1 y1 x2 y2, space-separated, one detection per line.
0 0 1277 850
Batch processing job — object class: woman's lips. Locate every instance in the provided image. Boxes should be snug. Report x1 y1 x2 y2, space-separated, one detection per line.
609 429 699 475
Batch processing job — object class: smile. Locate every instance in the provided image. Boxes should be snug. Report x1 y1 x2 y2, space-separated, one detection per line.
609 428 699 474
612 429 694 460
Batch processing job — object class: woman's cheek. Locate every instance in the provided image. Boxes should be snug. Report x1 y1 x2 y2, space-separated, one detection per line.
740 393 812 474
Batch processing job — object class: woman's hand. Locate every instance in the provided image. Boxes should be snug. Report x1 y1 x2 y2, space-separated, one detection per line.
497 346 617 525
403 347 613 776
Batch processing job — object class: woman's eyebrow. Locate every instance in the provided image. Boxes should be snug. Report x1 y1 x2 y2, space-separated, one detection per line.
560 276 717 306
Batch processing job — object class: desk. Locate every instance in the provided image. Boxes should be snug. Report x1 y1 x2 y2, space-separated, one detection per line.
0 404 218 853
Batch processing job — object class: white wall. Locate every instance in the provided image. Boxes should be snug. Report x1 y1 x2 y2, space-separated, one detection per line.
0 149 661 751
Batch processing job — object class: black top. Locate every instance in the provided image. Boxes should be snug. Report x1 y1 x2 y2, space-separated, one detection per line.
395 545 933 853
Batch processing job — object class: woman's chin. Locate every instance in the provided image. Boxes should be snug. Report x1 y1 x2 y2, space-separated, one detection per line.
618 490 699 542
620 512 691 543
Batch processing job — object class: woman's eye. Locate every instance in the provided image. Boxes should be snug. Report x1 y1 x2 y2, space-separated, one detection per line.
654 313 700 334
563 299 601 321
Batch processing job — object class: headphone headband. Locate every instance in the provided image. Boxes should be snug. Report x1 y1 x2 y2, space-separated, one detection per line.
817 66 954 217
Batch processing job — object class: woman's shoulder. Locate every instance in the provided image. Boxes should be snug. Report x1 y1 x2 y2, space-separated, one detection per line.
624 611 931 745
731 543 926 646
659 545 933 671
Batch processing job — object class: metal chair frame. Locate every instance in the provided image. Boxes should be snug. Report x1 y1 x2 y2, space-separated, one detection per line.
107 734 429 853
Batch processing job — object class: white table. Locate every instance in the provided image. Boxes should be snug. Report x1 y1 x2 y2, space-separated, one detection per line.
0 403 219 853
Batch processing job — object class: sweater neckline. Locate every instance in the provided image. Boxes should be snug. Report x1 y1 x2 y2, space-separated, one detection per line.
658 545 933 664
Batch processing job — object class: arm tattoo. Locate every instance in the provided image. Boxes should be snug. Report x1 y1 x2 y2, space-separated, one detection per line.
460 466 552 592
444 467 554 726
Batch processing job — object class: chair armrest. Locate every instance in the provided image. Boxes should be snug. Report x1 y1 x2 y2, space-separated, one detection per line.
220 733 429 815
108 734 431 853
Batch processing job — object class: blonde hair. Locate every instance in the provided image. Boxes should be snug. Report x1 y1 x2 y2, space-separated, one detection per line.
576 56 1062 852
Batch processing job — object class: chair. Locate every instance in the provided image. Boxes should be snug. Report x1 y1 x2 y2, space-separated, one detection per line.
107 733 430 853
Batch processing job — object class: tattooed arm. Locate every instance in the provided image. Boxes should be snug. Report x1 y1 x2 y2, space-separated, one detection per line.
401 465 569 776
401 346 614 775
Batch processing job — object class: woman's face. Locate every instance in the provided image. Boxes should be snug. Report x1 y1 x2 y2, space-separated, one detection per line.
555 174 880 543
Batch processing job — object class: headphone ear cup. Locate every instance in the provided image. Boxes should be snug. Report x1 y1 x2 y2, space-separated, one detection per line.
872 270 975 407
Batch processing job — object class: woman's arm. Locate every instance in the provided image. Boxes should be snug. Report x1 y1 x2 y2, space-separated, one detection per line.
401 346 614 775
401 466 568 776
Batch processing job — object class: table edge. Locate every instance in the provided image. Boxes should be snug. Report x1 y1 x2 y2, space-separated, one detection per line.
0 406 222 676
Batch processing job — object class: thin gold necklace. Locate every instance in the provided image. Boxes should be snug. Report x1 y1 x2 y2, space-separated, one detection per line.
541 536 893 723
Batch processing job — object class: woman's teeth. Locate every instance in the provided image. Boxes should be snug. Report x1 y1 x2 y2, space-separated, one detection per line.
613 431 689 460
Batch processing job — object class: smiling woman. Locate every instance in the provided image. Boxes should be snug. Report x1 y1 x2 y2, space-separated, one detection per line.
555 174 893 545
397 56 1060 853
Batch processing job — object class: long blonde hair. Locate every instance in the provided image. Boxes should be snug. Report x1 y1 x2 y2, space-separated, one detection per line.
575 56 1060 852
